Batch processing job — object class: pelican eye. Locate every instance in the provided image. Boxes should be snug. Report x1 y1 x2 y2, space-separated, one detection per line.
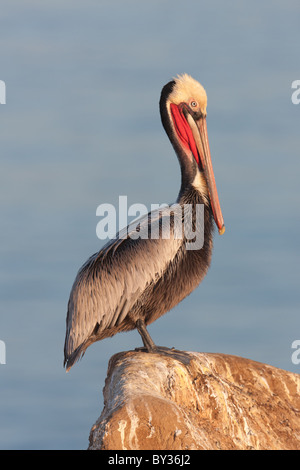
190 101 198 108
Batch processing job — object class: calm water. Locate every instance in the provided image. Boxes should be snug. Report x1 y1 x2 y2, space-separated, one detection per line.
0 0 300 449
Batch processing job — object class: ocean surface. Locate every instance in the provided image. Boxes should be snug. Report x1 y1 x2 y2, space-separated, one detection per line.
0 0 300 449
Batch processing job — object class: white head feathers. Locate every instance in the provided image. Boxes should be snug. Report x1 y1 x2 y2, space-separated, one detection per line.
168 74 207 114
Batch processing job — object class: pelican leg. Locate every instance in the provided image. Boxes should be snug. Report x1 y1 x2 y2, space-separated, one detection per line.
136 319 157 351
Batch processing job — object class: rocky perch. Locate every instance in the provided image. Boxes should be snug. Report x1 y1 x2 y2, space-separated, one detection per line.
88 349 300 450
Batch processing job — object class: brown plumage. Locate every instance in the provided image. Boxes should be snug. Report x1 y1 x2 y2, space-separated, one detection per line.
64 74 225 371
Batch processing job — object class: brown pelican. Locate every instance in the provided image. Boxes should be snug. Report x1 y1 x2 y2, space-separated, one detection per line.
64 74 225 371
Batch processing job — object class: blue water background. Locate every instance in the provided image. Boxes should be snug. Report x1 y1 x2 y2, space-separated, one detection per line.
0 0 300 449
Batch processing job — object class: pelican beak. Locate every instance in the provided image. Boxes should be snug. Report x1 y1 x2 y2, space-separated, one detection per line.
186 113 225 235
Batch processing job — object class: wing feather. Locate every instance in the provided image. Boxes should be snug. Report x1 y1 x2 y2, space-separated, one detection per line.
64 205 183 363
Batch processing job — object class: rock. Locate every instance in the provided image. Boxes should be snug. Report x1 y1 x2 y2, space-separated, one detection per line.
88 349 300 450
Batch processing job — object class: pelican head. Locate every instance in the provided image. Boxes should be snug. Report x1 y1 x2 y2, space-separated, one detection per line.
160 74 225 235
